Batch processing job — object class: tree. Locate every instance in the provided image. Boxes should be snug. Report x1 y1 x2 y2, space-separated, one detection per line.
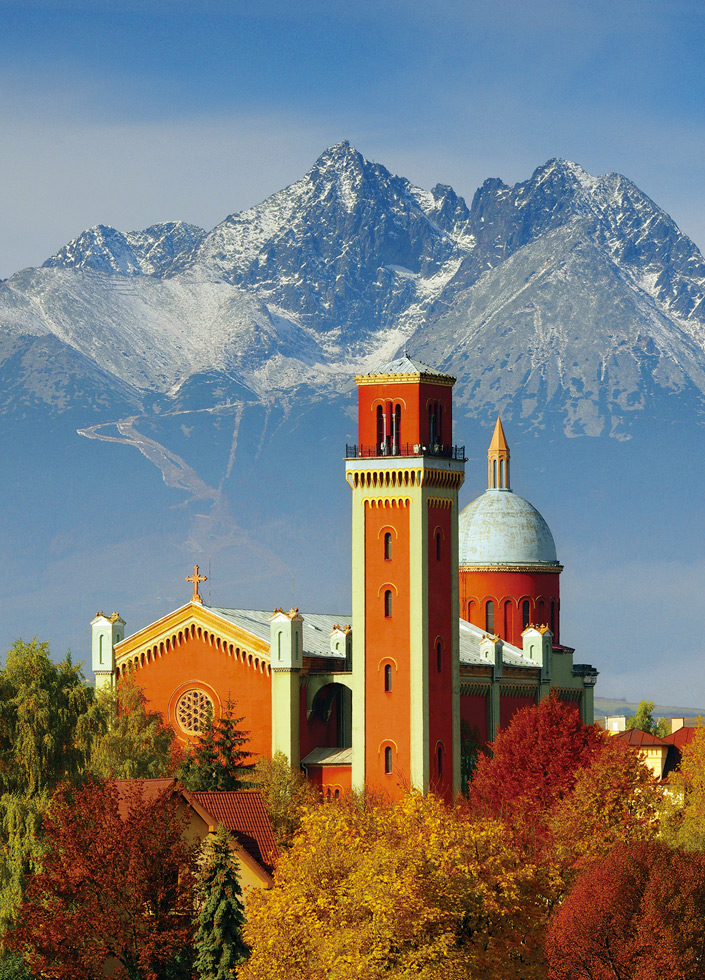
546 842 705 980
661 725 705 851
84 676 178 780
0 639 95 796
469 695 603 847
241 792 548 980
548 735 661 877
625 699 668 737
251 752 317 846
6 778 196 980
194 822 248 980
178 699 254 792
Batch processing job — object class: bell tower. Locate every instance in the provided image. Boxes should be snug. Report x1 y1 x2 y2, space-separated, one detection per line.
345 356 465 798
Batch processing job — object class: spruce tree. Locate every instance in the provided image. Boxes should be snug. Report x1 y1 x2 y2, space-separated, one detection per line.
194 822 248 980
178 698 254 792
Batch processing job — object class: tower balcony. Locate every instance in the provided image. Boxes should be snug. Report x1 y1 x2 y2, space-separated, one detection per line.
345 442 466 462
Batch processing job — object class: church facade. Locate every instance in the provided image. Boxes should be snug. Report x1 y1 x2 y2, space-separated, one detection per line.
92 358 598 799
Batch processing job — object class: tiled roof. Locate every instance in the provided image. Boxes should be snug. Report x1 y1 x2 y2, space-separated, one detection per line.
663 727 703 749
191 790 279 873
615 729 669 747
459 619 537 669
364 355 451 378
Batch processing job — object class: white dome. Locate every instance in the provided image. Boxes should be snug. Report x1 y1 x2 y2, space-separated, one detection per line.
459 489 558 566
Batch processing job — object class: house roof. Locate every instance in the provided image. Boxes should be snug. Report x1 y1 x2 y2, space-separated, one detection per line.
113 778 178 819
663 727 703 749
190 790 279 873
615 729 670 747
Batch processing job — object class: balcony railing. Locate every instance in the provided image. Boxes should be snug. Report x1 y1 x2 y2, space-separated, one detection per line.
345 442 466 461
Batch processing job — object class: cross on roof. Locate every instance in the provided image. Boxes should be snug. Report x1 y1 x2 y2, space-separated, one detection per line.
186 564 207 605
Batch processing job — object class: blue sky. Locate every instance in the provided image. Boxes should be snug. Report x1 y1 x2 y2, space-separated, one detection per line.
1 0 705 278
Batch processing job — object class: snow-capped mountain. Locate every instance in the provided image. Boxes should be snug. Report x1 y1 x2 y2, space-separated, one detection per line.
5 141 705 438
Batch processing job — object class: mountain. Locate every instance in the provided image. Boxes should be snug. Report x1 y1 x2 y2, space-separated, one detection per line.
1 142 705 706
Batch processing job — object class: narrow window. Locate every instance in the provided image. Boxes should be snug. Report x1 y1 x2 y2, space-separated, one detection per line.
376 404 384 450
436 641 442 674
437 744 443 779
99 634 104 665
437 403 443 443
294 630 299 662
394 404 402 453
334 789 340 800
384 746 393 775
499 458 505 487
384 590 392 618
436 530 441 561
384 663 392 692
492 459 497 487
384 532 392 561
485 600 495 633
522 600 530 629
277 632 282 661
550 601 556 635
428 404 435 447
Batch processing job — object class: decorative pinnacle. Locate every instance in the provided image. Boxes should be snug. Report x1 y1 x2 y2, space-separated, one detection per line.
186 564 207 605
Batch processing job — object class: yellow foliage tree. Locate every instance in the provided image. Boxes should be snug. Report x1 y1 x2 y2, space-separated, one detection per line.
240 792 551 980
661 726 705 852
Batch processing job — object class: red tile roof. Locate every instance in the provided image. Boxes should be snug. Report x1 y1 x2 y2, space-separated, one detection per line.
614 729 669 747
190 790 279 873
663 727 703 749
113 778 178 820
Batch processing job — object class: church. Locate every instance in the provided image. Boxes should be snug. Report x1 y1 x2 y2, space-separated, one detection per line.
92 357 598 799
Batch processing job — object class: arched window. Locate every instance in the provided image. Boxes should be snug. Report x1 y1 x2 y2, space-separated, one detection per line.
384 590 392 618
384 746 392 775
503 600 512 640
376 404 384 450
384 663 392 692
492 459 497 487
277 632 282 661
485 600 495 633
435 530 441 561
294 630 299 662
499 458 505 487
550 601 556 636
436 641 442 674
384 532 392 561
437 403 443 443
437 744 443 779
522 600 530 629
394 404 402 453
98 634 104 665
334 789 340 800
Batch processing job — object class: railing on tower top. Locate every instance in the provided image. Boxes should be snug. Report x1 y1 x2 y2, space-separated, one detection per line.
345 443 467 461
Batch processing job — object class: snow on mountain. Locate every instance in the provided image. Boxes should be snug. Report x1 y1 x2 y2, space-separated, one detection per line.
3 143 705 437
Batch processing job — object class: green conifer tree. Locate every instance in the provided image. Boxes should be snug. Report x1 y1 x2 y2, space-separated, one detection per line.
194 822 249 980
178 699 254 792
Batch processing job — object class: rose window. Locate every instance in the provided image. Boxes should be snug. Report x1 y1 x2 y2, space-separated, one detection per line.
175 689 214 734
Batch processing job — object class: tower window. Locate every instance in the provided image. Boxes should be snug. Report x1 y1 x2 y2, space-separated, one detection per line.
99 634 104 665
551 601 556 635
436 530 441 561
384 532 392 561
499 458 505 487
492 459 497 488
436 641 442 674
522 600 530 630
437 744 443 779
394 404 402 453
485 600 495 633
384 663 392 692
384 590 392 618
384 746 392 775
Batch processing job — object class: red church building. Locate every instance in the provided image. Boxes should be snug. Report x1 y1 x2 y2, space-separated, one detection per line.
93 357 598 798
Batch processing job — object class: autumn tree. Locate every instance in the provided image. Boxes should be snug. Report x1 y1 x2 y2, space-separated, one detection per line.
194 822 248 980
546 841 705 980
661 725 705 851
625 699 668 737
548 734 660 878
241 792 548 980
179 699 254 792
6 778 196 980
469 694 603 846
84 676 178 780
251 751 317 846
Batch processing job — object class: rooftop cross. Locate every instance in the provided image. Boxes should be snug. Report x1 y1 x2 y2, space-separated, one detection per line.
186 564 207 605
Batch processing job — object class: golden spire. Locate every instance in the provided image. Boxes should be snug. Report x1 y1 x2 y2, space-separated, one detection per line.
487 416 510 489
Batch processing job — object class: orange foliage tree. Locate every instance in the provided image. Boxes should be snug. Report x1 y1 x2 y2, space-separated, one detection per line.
240 792 550 980
6 778 196 980
546 841 705 980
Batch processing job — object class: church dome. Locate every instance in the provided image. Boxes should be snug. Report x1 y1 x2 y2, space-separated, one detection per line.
458 489 559 566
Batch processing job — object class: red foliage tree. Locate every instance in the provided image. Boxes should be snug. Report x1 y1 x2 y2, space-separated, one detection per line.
6 778 196 980
469 695 603 845
546 841 705 980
